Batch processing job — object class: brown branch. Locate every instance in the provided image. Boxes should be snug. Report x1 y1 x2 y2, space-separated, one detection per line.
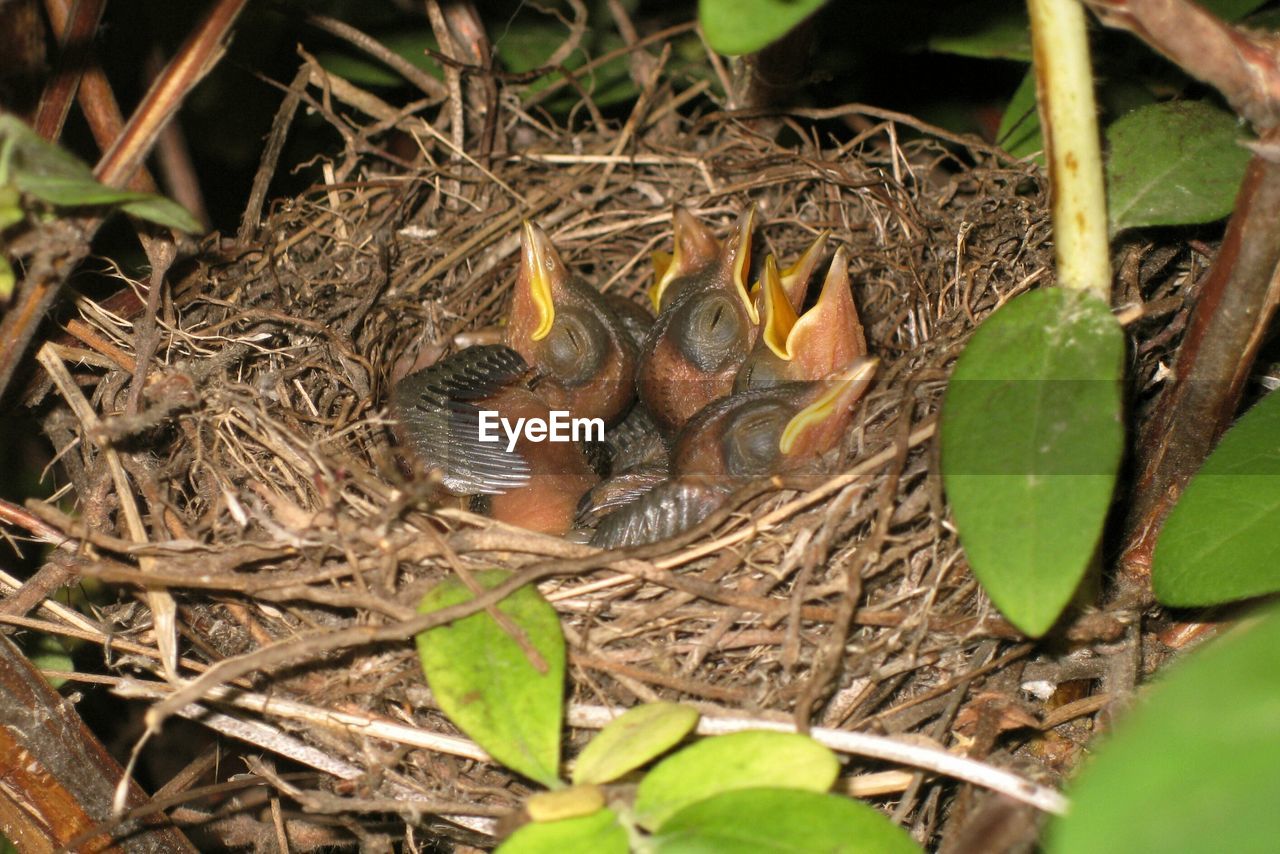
32 0 105 142
38 0 157 192
0 636 196 851
1120 139 1280 587
1083 0 1280 129
94 0 247 188
1085 0 1280 590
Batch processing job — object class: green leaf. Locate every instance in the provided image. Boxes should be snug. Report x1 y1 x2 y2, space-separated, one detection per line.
633 731 839 830
526 785 605 823
1199 0 1271 20
1152 390 1280 606
416 570 566 787
997 69 1042 163
0 114 94 184
0 255 13 302
14 171 159 207
653 788 920 854
0 114 201 232
699 0 826 56
1106 100 1252 233
572 703 699 785
0 184 22 230
500 25 636 110
29 634 74 689
316 30 443 88
497 807 628 854
929 2 1031 61
119 196 203 233
940 289 1125 636
1046 602 1280 854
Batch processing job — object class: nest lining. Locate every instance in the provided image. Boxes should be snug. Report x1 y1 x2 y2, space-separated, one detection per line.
27 87 1111 847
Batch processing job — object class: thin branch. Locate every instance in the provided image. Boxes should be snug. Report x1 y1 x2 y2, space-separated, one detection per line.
1083 0 1280 130
95 0 247 188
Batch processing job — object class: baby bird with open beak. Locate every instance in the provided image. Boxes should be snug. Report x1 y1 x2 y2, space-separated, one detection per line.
636 206 761 436
590 357 878 548
393 221 638 536
735 246 866 391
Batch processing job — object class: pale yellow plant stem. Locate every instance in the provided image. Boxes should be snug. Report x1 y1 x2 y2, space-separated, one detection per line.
1028 0 1112 300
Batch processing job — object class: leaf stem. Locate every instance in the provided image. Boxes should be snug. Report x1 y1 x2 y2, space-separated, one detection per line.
1028 0 1111 300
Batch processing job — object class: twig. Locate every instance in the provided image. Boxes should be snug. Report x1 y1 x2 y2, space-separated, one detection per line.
35 345 181 680
95 0 247 188
305 13 448 102
238 64 309 244
32 0 107 143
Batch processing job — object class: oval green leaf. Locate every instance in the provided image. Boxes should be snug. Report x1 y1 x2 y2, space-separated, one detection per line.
929 2 1031 61
633 731 839 830
1106 100 1252 233
416 570 566 787
497 807 628 854
1046 602 1280 853
572 703 700 785
652 788 920 854
699 0 826 56
940 288 1124 636
1152 389 1280 606
997 69 1042 163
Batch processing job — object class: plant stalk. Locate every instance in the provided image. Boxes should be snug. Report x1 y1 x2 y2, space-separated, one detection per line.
1028 0 1111 300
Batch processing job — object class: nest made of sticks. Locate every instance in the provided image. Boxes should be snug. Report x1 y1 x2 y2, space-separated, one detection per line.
25 60 1190 848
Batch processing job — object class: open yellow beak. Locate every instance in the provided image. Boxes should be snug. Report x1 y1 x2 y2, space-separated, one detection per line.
520 220 558 341
648 205 721 312
760 255 799 359
726 204 759 324
779 357 878 456
780 230 829 308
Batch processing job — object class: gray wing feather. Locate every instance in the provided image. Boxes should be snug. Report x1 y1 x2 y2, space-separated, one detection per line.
393 345 532 494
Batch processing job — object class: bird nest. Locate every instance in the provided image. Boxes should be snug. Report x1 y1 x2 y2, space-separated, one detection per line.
25 71 1132 848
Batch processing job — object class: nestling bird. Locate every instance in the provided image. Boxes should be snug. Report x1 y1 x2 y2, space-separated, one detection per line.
591 357 878 547
735 246 866 391
392 221 638 535
636 206 761 436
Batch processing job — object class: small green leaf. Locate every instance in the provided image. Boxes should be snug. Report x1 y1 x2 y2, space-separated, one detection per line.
0 255 14 302
1199 0 1271 20
500 25 636 110
526 785 605 822
316 30 443 88
1046 602 1280 854
699 0 826 56
0 115 202 233
0 114 94 183
1152 390 1280 606
653 788 920 854
634 731 839 830
941 289 1125 636
929 2 1031 61
1106 100 1252 233
497 807 628 854
416 570 566 787
29 634 74 689
997 69 1043 163
119 196 203 233
572 703 699 785
0 184 22 230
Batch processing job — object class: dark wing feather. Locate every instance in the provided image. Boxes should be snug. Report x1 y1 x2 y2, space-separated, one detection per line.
588 478 730 548
393 345 532 494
